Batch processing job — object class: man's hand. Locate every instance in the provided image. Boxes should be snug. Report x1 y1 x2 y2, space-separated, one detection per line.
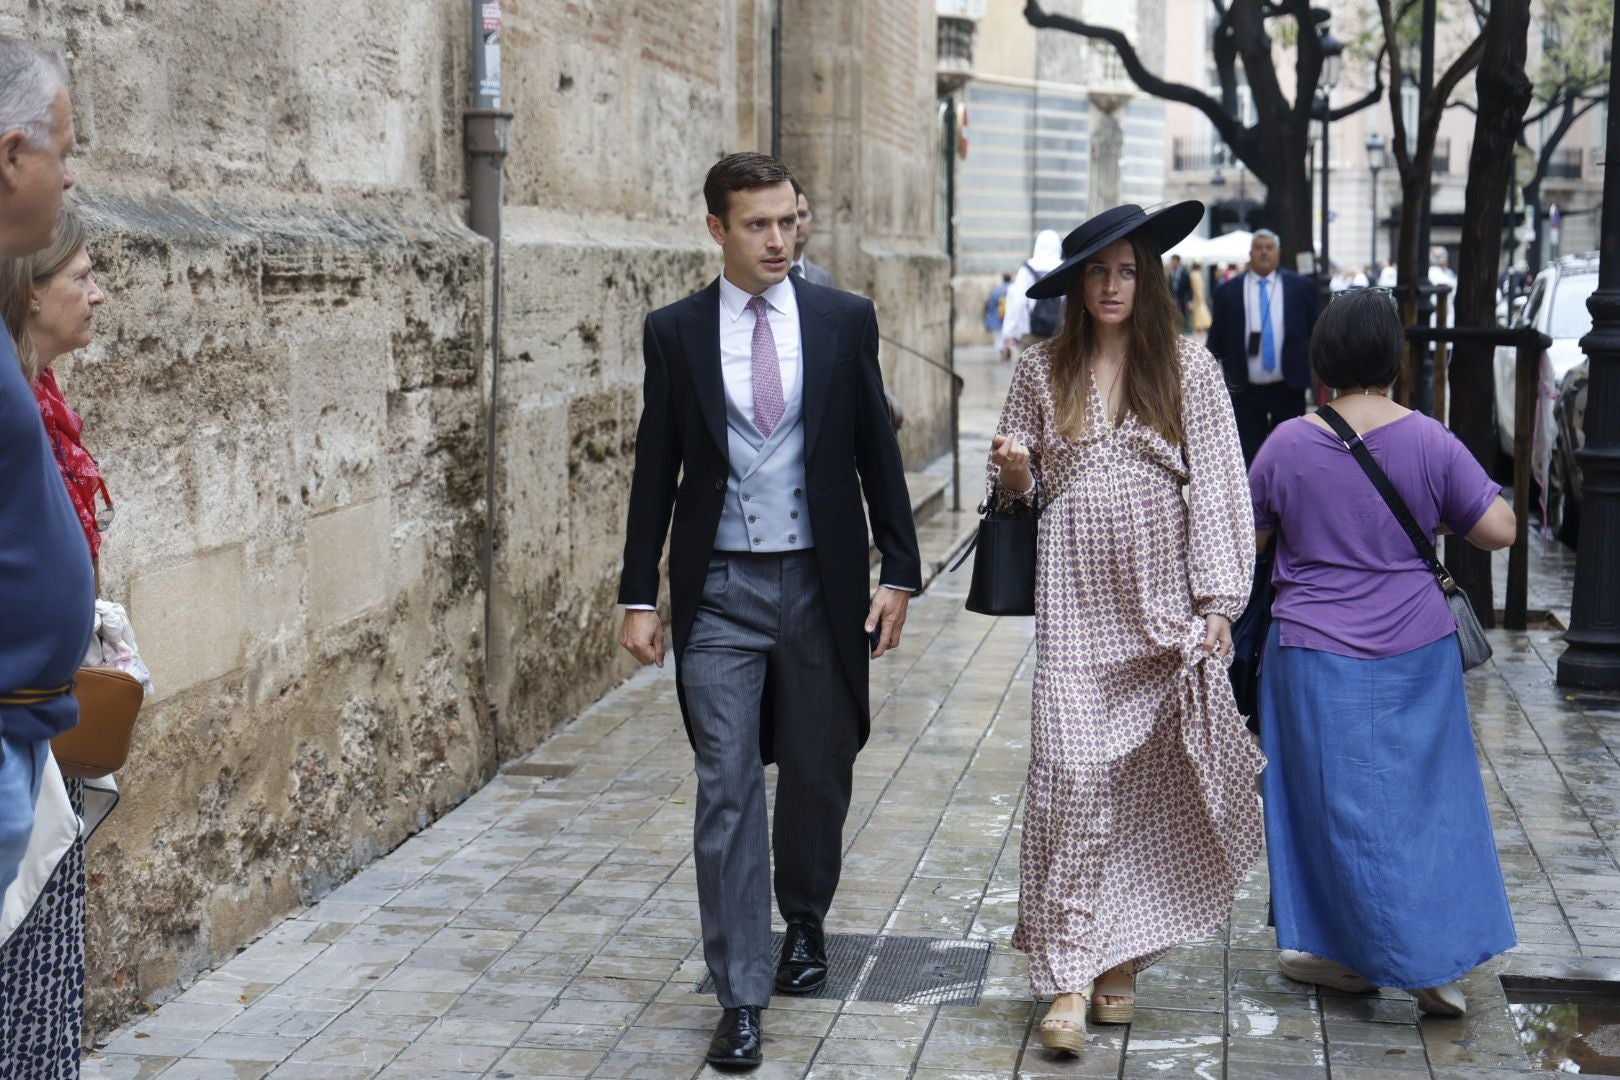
865 587 910 660
619 609 665 668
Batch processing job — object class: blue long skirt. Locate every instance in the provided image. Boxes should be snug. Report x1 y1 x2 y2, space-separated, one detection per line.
1259 622 1516 989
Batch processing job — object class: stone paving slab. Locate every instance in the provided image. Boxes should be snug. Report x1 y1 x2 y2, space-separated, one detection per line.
84 350 1620 1078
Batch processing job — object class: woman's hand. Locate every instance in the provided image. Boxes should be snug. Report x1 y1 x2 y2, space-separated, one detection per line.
1202 613 1233 661
991 434 1032 492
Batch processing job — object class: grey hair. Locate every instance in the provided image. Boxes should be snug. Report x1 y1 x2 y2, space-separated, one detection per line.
1429 245 1449 266
1253 229 1280 244
0 37 68 149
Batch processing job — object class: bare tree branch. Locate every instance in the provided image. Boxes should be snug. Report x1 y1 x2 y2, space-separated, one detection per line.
1023 0 1244 147
1328 46 1388 122
1528 92 1608 189
1376 0 1412 173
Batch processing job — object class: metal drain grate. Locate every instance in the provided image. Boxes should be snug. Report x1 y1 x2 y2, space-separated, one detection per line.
695 934 992 1006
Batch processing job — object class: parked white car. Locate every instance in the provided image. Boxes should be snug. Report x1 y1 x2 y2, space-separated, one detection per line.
1493 254 1597 540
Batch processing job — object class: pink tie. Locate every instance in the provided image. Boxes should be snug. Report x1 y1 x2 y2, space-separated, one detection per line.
747 295 785 436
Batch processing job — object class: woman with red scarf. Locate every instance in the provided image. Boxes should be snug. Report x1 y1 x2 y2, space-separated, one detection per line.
0 204 112 1078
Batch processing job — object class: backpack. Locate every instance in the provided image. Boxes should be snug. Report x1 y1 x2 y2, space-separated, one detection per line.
1024 262 1063 337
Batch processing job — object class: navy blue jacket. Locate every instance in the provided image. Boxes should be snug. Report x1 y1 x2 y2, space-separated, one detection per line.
1206 269 1321 392
0 336 94 742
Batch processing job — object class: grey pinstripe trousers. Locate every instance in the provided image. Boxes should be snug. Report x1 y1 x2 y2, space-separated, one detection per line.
681 550 859 1008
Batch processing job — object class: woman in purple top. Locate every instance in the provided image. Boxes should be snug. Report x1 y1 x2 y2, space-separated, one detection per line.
1249 289 1517 1016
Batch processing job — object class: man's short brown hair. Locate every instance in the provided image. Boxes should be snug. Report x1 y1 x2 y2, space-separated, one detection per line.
703 152 799 221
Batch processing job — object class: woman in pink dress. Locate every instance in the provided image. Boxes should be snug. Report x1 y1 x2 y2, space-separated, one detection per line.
987 203 1263 1054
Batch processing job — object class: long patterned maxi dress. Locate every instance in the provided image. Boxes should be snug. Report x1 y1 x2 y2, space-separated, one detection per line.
992 338 1265 996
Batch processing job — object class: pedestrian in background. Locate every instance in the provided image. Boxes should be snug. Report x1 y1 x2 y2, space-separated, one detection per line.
1189 258 1212 335
790 189 832 286
1167 253 1192 331
1250 289 1517 1016
998 229 1062 361
1205 230 1321 464
987 202 1262 1055
0 203 124 1078
983 272 1011 339
0 35 94 898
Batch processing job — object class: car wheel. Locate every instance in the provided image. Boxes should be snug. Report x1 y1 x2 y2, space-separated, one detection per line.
1547 443 1579 547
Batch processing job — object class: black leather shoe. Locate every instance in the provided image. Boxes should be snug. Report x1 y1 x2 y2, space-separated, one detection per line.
775 921 828 994
706 1005 764 1069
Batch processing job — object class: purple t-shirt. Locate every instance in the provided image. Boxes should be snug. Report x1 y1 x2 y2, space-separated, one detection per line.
1249 412 1500 659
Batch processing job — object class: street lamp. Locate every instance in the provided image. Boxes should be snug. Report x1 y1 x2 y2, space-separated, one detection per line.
1210 164 1225 233
1366 132 1385 268
1317 29 1342 291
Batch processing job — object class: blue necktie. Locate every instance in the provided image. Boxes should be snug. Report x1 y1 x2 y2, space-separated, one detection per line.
1259 277 1277 373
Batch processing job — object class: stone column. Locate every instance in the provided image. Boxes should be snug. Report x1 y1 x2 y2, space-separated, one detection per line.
1087 92 1128 215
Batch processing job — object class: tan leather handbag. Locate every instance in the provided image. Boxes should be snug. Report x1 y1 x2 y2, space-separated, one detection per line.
52 666 143 779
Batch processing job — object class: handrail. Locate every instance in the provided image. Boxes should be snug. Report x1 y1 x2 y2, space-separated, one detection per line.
876 333 964 512
879 333 965 388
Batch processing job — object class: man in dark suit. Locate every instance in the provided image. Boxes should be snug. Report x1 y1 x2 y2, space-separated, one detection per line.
1167 254 1193 330
618 152 921 1071
1205 229 1322 464
791 189 834 286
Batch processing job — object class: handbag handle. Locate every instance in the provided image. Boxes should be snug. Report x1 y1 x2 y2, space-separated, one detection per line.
1315 405 1456 594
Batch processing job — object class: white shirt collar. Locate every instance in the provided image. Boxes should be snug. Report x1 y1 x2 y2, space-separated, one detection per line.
719 272 797 323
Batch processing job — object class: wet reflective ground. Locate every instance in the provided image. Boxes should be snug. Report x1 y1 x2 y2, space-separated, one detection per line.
81 348 1620 1079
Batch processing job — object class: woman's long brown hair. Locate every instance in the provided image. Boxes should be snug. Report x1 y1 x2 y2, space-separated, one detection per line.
1048 230 1185 446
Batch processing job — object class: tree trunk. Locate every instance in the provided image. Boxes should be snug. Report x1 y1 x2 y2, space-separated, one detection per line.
1448 0 1534 623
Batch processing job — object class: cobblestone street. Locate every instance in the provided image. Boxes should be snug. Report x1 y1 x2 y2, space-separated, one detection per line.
84 351 1620 1079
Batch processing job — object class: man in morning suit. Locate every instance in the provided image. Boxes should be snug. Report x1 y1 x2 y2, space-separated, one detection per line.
1205 229 1322 464
618 152 921 1071
791 188 833 286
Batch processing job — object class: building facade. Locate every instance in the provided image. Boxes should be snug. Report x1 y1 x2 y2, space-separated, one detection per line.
0 0 952 1037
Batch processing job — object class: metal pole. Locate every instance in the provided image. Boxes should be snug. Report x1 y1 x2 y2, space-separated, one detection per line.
1557 12 1620 688
467 0 513 760
944 96 961 512
770 0 782 160
1506 330 1535 630
1320 101 1332 294
1369 166 1379 267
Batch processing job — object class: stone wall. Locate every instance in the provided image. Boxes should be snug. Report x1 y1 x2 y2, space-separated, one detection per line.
0 0 950 1037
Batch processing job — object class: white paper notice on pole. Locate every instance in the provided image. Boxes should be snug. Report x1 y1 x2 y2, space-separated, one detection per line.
482 2 500 31
482 35 500 101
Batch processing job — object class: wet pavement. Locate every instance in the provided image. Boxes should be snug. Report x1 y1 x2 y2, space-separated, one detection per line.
83 348 1620 1079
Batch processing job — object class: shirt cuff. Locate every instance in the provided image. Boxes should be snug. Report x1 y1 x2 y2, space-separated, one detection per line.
879 584 915 593
622 604 657 611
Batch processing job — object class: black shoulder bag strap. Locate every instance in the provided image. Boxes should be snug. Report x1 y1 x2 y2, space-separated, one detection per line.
1316 405 1457 593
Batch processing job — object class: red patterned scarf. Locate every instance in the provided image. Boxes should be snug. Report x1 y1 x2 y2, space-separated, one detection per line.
33 366 110 558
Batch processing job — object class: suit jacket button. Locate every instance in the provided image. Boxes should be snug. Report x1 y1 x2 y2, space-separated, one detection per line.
713 479 724 491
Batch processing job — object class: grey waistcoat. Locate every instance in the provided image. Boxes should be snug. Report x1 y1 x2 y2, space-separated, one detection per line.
713 364 815 553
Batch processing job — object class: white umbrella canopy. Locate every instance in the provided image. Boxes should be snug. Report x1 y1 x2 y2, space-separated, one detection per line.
1164 229 1254 265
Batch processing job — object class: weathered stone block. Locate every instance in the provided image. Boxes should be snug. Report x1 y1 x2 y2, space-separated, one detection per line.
306 500 392 629
130 545 248 700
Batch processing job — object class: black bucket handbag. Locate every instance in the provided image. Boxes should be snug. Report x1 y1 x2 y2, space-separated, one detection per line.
951 483 1039 616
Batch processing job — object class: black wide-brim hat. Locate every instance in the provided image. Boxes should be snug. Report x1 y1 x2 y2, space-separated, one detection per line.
1025 201 1205 300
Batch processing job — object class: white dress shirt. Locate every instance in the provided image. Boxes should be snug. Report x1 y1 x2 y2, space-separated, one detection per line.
718 273 801 424
1243 271 1288 386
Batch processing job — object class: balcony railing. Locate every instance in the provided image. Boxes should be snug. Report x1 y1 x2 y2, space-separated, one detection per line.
1432 137 1451 175
1172 136 1224 173
1546 147 1583 180
936 16 975 92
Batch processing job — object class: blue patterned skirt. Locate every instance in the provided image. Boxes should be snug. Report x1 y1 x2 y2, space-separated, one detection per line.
1259 623 1516 989
0 779 86 1078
